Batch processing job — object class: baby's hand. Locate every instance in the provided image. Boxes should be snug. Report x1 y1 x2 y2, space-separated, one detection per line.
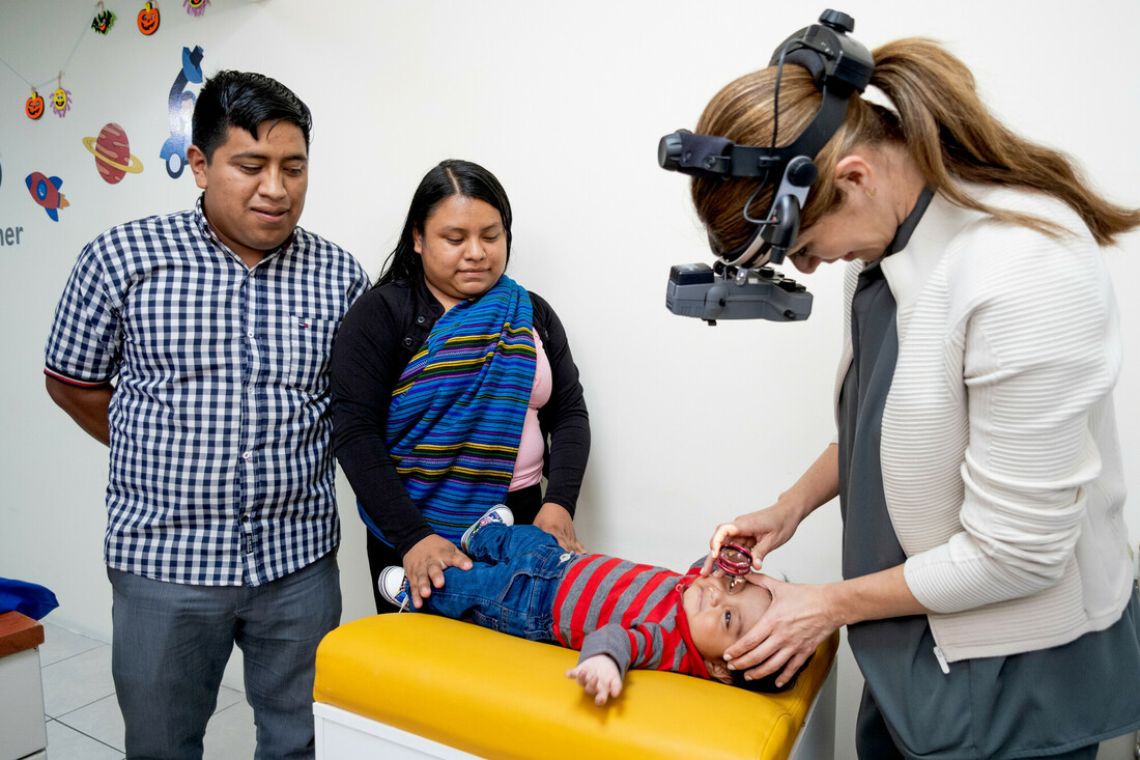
566 655 622 706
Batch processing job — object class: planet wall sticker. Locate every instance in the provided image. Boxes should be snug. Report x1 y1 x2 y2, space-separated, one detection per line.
83 123 144 184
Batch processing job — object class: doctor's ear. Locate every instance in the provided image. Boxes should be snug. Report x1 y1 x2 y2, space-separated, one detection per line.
833 154 875 196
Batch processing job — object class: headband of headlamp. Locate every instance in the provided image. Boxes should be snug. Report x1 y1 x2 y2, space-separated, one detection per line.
658 9 874 268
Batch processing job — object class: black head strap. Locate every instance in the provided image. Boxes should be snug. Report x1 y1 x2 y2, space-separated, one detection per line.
658 9 874 267
658 9 873 182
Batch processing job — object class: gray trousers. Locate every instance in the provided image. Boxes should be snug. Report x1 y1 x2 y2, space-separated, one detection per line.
108 552 341 760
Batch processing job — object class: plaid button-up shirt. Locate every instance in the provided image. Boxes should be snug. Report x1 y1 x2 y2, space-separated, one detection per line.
45 198 369 586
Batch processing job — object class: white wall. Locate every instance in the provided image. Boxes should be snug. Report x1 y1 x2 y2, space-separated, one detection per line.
2 1 1138 756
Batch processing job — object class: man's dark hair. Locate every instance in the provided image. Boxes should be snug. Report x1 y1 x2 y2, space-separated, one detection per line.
191 70 312 162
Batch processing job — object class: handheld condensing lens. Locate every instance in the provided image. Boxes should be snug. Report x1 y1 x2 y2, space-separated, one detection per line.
717 543 754 594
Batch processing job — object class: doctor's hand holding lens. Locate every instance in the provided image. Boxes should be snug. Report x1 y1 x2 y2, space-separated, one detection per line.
686 19 1140 760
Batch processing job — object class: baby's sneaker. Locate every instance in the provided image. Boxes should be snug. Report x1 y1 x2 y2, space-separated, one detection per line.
460 505 514 553
378 566 411 611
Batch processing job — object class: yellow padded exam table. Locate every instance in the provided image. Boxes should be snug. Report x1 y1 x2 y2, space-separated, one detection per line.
313 614 838 759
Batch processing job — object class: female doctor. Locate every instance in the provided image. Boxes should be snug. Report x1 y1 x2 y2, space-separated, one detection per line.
690 30 1140 760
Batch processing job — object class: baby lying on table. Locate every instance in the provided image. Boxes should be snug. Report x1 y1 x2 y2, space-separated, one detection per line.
379 506 798 705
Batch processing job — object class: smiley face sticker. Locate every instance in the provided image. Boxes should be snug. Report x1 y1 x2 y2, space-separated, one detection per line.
182 0 208 16
51 87 73 118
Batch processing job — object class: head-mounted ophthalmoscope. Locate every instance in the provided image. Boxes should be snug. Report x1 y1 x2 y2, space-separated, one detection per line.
659 9 873 324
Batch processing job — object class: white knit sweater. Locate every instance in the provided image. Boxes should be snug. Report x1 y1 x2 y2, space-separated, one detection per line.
836 185 1134 663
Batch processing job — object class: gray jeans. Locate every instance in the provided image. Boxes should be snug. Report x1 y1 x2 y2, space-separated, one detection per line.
108 552 341 760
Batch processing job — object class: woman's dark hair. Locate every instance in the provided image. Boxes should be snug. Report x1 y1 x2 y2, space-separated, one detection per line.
378 159 513 287
192 70 313 162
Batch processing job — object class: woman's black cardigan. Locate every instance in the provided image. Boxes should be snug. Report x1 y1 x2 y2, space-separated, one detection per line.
330 275 590 558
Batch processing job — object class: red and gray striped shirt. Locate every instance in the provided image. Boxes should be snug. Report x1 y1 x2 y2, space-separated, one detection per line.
552 554 709 679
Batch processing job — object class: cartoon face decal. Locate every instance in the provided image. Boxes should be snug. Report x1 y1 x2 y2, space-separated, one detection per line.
92 9 116 33
138 2 160 34
26 91 45 120
182 0 209 16
51 87 73 118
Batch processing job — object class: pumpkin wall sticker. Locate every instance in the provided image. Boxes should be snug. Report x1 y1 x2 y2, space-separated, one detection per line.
138 2 160 35
26 90 45 120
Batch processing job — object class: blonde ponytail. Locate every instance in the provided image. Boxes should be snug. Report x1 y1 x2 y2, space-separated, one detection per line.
871 38 1140 245
692 38 1139 252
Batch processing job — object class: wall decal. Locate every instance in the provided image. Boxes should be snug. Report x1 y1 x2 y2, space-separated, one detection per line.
0 14 88 124
159 45 204 178
0 225 26 247
0 160 23 248
50 86 73 118
25 172 70 221
183 0 209 17
25 90 45 120
137 2 160 35
91 3 116 34
83 123 144 184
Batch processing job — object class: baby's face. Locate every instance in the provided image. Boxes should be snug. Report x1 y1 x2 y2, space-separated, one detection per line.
682 570 771 661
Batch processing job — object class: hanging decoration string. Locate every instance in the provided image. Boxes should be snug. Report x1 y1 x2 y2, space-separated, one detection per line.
3 1 204 121
0 14 89 94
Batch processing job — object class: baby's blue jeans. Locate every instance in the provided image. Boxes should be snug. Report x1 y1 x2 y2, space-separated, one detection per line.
419 523 571 641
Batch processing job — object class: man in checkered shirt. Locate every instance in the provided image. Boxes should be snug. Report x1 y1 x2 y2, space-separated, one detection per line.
44 71 369 759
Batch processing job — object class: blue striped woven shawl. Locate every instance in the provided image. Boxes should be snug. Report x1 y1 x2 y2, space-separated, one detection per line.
362 276 536 545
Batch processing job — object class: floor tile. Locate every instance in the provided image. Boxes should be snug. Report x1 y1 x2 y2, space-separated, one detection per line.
203 700 257 759
39 621 105 667
214 684 246 713
41 645 115 718
44 719 123 760
1098 732 1139 759
54 694 123 752
57 686 246 755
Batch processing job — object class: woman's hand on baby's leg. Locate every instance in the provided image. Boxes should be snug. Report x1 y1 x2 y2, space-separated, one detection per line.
401 535 472 608
566 655 622 706
534 502 585 553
